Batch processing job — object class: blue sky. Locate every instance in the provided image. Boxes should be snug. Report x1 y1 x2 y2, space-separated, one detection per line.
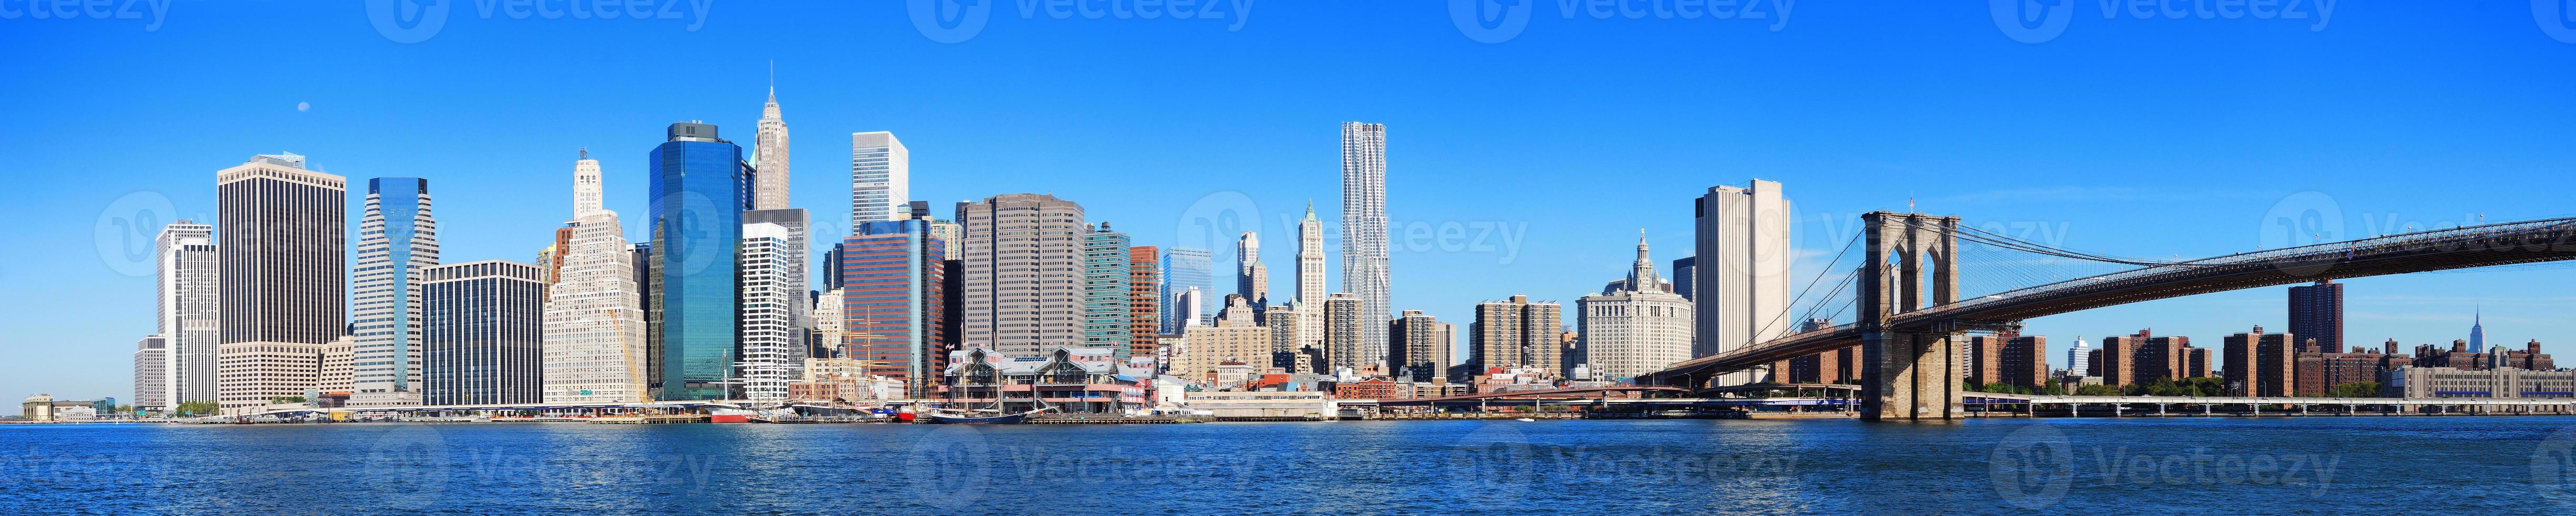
6 1 2576 400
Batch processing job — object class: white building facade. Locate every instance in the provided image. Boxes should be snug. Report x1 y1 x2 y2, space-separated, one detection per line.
851 131 909 224
541 154 648 403
1579 235 1696 381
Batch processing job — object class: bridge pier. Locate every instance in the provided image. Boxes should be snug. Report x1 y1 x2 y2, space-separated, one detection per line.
1857 212 1967 421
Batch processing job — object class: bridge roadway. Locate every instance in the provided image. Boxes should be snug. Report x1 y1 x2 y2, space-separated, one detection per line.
1644 216 2576 385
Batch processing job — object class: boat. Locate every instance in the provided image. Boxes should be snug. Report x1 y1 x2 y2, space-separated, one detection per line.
1515 418 1537 422
926 408 1045 425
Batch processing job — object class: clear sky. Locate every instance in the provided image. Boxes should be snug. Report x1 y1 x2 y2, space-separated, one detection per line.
6 2 2575 401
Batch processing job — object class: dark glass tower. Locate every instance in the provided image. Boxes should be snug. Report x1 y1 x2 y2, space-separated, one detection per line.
647 123 750 401
2286 280 2343 353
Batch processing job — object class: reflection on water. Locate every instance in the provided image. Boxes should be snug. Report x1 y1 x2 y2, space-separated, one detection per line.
6 416 2576 514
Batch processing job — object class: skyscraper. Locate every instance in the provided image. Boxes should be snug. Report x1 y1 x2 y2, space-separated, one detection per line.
1693 180 1791 384
1237 232 1268 320
737 223 800 402
421 261 547 406
155 221 217 410
1294 203 1327 350
2287 280 2344 353
542 152 646 403
1128 245 1165 360
133 335 168 410
1579 235 1696 381
850 131 909 224
1161 247 1217 332
1322 293 1365 374
216 152 345 412
2470 309 2488 353
843 216 950 398
743 208 814 371
2224 326 2297 397
1340 122 1393 372
352 177 438 407
752 86 791 210
1083 223 1134 355
2065 338 2093 376
647 122 749 401
1389 310 1450 382
1467 295 1564 380
954 193 1086 355
1671 256 1697 301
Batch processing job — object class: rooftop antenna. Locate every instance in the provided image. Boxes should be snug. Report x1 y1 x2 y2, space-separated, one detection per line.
579 147 588 160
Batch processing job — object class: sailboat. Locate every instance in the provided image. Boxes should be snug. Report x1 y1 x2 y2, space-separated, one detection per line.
928 388 1053 424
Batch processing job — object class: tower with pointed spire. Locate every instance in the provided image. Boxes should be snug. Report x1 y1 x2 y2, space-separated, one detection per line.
1294 201 1329 351
1578 233 1694 380
2470 307 2487 353
751 74 791 211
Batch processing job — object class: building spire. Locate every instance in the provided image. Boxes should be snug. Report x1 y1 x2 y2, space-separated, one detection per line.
1628 230 1658 292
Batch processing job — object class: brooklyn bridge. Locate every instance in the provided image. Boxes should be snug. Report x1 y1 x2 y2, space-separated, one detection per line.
1638 211 2576 420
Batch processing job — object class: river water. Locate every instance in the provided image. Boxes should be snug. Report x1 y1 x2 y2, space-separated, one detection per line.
7 416 2576 514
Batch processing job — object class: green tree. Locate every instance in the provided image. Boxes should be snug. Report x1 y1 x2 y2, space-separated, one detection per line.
2074 384 2123 396
175 400 219 416
267 396 307 404
2326 382 2382 398
2038 378 2066 395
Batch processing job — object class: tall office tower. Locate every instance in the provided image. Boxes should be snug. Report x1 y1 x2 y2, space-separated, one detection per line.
215 153 345 412
1266 303 1306 372
155 221 217 410
1693 180 1791 385
850 131 910 224
813 289 845 359
1081 223 1134 355
421 261 547 406
1389 311 1451 382
737 224 799 403
2286 280 2344 353
2065 338 2093 376
1170 287 1207 333
647 122 750 401
744 209 814 372
1467 295 1564 379
928 220 963 253
133 335 169 409
751 87 791 210
1161 247 1217 331
1237 232 1269 316
843 216 950 398
1294 204 1328 350
1322 293 1365 374
2469 310 2487 353
1176 296 1270 383
1339 122 1393 370
544 154 647 403
1671 256 1698 301
350 177 438 407
1579 235 1697 381
2224 326 2297 397
1128 245 1164 360
954 193 1084 355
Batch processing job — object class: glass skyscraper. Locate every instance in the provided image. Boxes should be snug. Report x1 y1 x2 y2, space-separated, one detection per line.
648 122 750 401
1082 224 1133 356
1161 247 1216 333
353 177 438 406
844 219 948 398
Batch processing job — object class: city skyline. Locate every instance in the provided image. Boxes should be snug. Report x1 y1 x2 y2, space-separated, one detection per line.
12 4 2576 401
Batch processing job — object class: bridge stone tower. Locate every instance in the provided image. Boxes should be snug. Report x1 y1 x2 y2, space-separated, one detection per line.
1859 212 1965 420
